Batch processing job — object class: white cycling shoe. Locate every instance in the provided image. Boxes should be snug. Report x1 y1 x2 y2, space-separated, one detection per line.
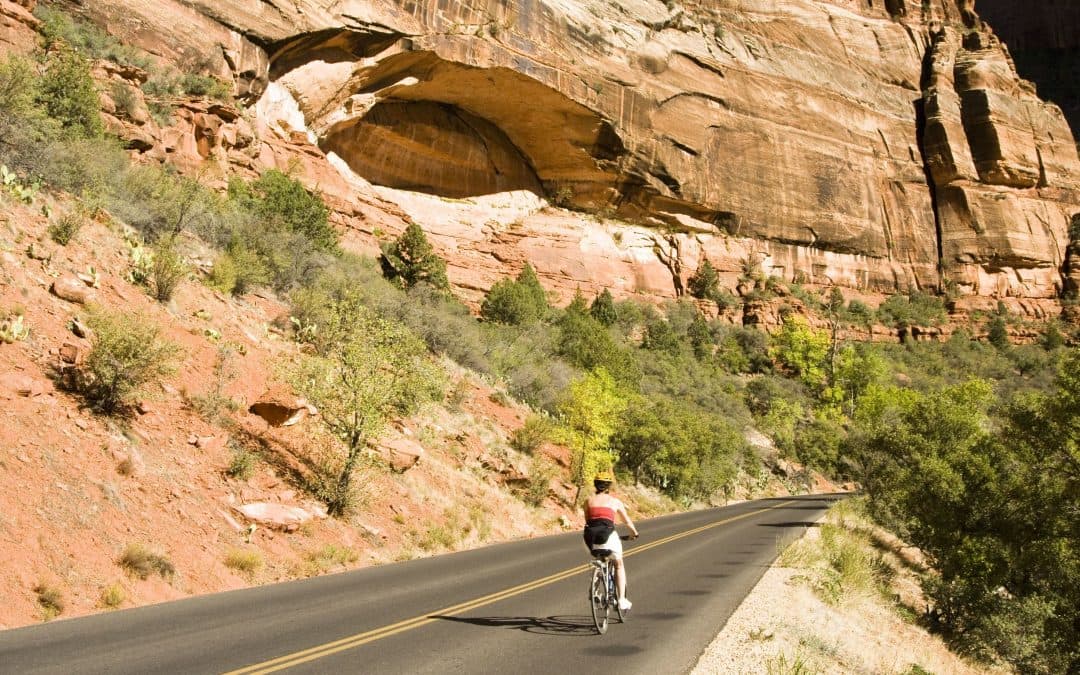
618 598 632 611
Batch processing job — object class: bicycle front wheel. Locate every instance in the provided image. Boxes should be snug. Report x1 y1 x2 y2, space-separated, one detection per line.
590 567 609 634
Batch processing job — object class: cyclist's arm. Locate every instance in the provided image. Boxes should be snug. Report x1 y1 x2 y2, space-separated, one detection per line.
616 504 639 538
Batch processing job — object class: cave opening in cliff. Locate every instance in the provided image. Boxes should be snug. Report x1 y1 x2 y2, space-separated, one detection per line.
321 100 544 199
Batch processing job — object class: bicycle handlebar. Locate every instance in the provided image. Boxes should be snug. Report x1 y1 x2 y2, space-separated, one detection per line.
620 534 639 541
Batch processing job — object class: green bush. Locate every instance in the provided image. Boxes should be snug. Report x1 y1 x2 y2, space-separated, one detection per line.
228 170 335 253
150 239 187 302
510 416 554 454
78 308 180 414
35 5 153 70
589 288 618 326
207 251 239 294
225 446 257 480
100 583 125 609
38 43 103 140
179 73 231 101
481 264 548 325
47 211 84 245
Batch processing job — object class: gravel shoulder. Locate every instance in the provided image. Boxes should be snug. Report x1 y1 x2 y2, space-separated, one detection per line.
691 518 993 675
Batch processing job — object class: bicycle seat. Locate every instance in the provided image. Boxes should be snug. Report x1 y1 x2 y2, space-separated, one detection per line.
591 549 614 559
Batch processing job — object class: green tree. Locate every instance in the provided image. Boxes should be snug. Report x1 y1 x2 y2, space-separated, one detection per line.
37 43 102 139
642 318 681 355
771 315 831 391
590 288 617 326
379 221 448 290
481 264 548 325
557 368 628 499
556 309 640 385
688 258 720 300
289 309 443 515
687 312 712 360
987 315 1010 350
565 289 589 315
1040 321 1065 351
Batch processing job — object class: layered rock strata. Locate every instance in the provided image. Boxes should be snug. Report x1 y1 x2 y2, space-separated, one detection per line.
46 0 1080 318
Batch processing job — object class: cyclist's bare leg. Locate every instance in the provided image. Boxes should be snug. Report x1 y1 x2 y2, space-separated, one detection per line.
614 557 627 601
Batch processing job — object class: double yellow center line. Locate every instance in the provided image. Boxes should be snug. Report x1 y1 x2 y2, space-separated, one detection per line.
225 500 795 674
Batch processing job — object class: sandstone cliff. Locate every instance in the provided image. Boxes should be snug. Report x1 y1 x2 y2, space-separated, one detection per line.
49 0 1080 319
975 0 1080 136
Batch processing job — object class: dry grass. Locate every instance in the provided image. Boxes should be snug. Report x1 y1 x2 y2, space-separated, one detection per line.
33 582 64 620
224 548 263 579
100 583 125 608
118 543 175 580
297 544 359 577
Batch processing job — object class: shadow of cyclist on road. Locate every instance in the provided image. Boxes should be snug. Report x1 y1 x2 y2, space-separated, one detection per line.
430 614 596 637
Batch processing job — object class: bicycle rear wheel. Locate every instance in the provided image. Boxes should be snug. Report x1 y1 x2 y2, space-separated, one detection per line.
590 567 609 634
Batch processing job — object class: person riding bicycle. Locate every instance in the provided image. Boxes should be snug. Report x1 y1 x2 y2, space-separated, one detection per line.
583 469 638 611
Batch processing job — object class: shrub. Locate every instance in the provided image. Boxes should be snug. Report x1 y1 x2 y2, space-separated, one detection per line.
34 582 64 619
179 73 231 101
987 315 1009 350
47 210 84 245
289 309 444 515
523 456 556 506
510 415 554 454
109 81 140 120
78 309 180 414
150 239 187 302
34 5 153 70
224 549 263 579
118 544 175 580
100 583 125 609
37 43 103 139
225 446 257 480
228 170 335 253
0 310 29 343
207 252 239 294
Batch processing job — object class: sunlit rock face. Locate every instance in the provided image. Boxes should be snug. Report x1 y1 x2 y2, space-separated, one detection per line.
56 0 1080 311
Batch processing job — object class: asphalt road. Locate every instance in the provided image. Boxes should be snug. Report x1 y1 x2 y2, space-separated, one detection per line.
0 494 840 674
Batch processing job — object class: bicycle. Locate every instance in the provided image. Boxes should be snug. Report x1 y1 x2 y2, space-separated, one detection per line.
588 534 636 635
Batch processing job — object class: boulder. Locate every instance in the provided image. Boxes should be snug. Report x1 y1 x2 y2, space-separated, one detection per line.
375 437 424 472
248 386 317 427
235 502 319 531
58 343 81 364
51 276 97 304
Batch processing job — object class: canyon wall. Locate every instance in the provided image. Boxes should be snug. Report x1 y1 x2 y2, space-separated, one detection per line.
974 0 1080 139
50 0 1080 317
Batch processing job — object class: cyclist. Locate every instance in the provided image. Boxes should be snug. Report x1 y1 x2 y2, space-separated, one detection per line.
583 469 638 611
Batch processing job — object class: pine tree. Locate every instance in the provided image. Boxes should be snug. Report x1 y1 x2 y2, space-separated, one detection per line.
688 312 712 360
688 259 720 300
566 289 589 315
516 263 548 314
590 288 618 326
380 222 449 290
480 263 548 325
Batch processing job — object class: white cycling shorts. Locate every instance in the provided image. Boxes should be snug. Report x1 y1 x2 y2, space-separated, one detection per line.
589 530 623 559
